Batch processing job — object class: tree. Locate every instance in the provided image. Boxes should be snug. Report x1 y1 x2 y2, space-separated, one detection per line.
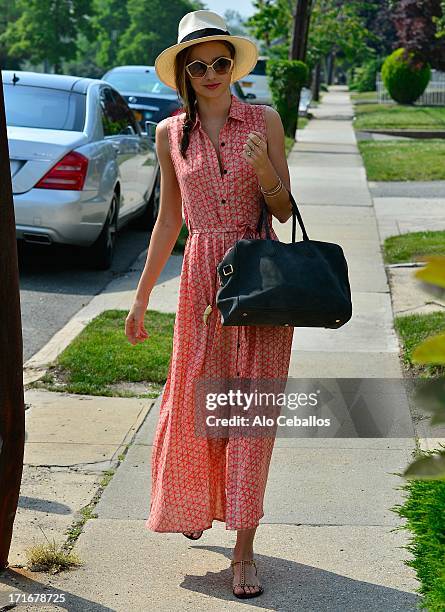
117 0 204 66
289 0 313 61
288 0 313 133
0 70 26 570
355 0 398 58
223 10 249 36
247 0 375 98
392 0 445 70
0 0 23 69
4 0 94 73
246 0 293 54
91 0 130 72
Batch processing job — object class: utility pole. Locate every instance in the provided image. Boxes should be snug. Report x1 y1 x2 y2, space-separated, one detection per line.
289 0 313 137
0 69 26 569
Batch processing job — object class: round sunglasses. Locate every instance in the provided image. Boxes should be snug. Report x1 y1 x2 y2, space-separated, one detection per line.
185 56 234 79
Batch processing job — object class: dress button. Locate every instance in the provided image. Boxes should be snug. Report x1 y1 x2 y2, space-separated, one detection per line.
221 198 226 204
221 142 225 146
223 169 228 174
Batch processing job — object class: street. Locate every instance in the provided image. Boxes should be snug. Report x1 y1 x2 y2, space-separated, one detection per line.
18 224 152 362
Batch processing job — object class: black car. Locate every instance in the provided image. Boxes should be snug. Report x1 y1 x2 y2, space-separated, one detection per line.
102 65 183 128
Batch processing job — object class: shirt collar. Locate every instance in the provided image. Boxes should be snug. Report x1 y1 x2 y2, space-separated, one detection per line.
190 93 245 132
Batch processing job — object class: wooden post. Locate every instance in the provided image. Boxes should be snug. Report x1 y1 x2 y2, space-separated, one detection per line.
0 69 26 569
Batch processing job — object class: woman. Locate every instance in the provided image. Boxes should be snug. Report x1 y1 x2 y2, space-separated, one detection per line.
125 10 294 600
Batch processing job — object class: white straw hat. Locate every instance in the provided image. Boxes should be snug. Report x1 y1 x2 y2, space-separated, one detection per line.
154 10 259 90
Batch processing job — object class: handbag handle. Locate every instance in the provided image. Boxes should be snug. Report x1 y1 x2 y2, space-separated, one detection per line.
256 187 309 243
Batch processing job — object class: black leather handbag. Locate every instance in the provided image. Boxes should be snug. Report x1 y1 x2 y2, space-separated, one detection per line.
215 188 352 327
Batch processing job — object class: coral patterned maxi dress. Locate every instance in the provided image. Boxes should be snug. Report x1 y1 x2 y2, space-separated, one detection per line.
145 94 294 532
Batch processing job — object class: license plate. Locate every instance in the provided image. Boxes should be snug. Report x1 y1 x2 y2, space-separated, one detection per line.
240 81 253 87
133 110 143 121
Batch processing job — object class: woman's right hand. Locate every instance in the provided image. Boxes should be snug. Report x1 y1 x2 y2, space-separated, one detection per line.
125 300 150 345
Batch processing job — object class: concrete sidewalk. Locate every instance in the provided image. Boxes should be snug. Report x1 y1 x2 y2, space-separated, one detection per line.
1 86 425 611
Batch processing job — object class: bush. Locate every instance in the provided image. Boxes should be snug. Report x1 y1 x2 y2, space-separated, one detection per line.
350 58 383 92
266 59 308 137
381 48 431 104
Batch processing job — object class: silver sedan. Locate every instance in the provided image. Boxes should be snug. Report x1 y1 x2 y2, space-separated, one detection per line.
3 70 160 269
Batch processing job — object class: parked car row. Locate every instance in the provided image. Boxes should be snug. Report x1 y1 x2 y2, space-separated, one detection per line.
3 57 310 270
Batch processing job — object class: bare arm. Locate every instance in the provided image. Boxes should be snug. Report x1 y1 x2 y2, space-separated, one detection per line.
133 118 183 306
125 118 183 345
257 106 293 223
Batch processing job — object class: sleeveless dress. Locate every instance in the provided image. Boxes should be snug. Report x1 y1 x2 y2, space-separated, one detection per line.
145 93 294 532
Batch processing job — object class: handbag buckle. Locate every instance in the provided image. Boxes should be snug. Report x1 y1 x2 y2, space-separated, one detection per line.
222 264 234 276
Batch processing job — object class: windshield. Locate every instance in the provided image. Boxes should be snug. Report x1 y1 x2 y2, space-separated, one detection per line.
103 70 174 95
3 84 86 131
251 60 267 76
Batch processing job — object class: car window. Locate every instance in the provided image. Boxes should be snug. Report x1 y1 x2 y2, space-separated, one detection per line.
251 59 267 76
111 89 141 134
3 83 86 131
103 70 174 95
100 86 140 136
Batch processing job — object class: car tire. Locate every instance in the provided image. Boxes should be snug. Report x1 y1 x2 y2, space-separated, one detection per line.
133 170 160 232
87 191 119 270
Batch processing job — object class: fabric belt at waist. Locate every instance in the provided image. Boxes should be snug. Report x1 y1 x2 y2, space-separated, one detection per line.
190 228 243 234
189 222 265 236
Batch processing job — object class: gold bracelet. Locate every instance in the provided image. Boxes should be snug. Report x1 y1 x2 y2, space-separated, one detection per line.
260 178 281 195
263 182 284 197
260 176 282 196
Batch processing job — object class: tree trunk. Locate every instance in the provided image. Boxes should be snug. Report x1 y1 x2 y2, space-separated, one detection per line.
288 0 314 139
327 51 336 84
0 69 26 569
312 61 321 102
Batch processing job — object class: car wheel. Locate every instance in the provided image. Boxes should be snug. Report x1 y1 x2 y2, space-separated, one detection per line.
88 192 119 270
134 170 160 232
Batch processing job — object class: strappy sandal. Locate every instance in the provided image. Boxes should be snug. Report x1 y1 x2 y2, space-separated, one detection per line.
230 559 264 599
182 530 203 540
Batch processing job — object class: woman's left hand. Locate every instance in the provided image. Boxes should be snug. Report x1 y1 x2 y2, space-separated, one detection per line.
242 130 269 175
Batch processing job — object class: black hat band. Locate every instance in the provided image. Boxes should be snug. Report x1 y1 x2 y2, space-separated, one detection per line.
180 27 231 44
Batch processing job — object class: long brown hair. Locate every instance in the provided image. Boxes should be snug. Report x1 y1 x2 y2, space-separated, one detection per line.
174 41 236 158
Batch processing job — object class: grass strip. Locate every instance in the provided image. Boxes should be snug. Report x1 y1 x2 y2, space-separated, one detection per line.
384 231 445 264
354 103 445 131
29 310 175 397
357 139 445 181
394 311 445 378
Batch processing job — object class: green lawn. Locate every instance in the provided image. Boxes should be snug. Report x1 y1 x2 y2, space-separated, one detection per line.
27 310 175 398
350 91 378 104
384 231 445 263
357 139 445 181
394 311 445 378
353 103 445 131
